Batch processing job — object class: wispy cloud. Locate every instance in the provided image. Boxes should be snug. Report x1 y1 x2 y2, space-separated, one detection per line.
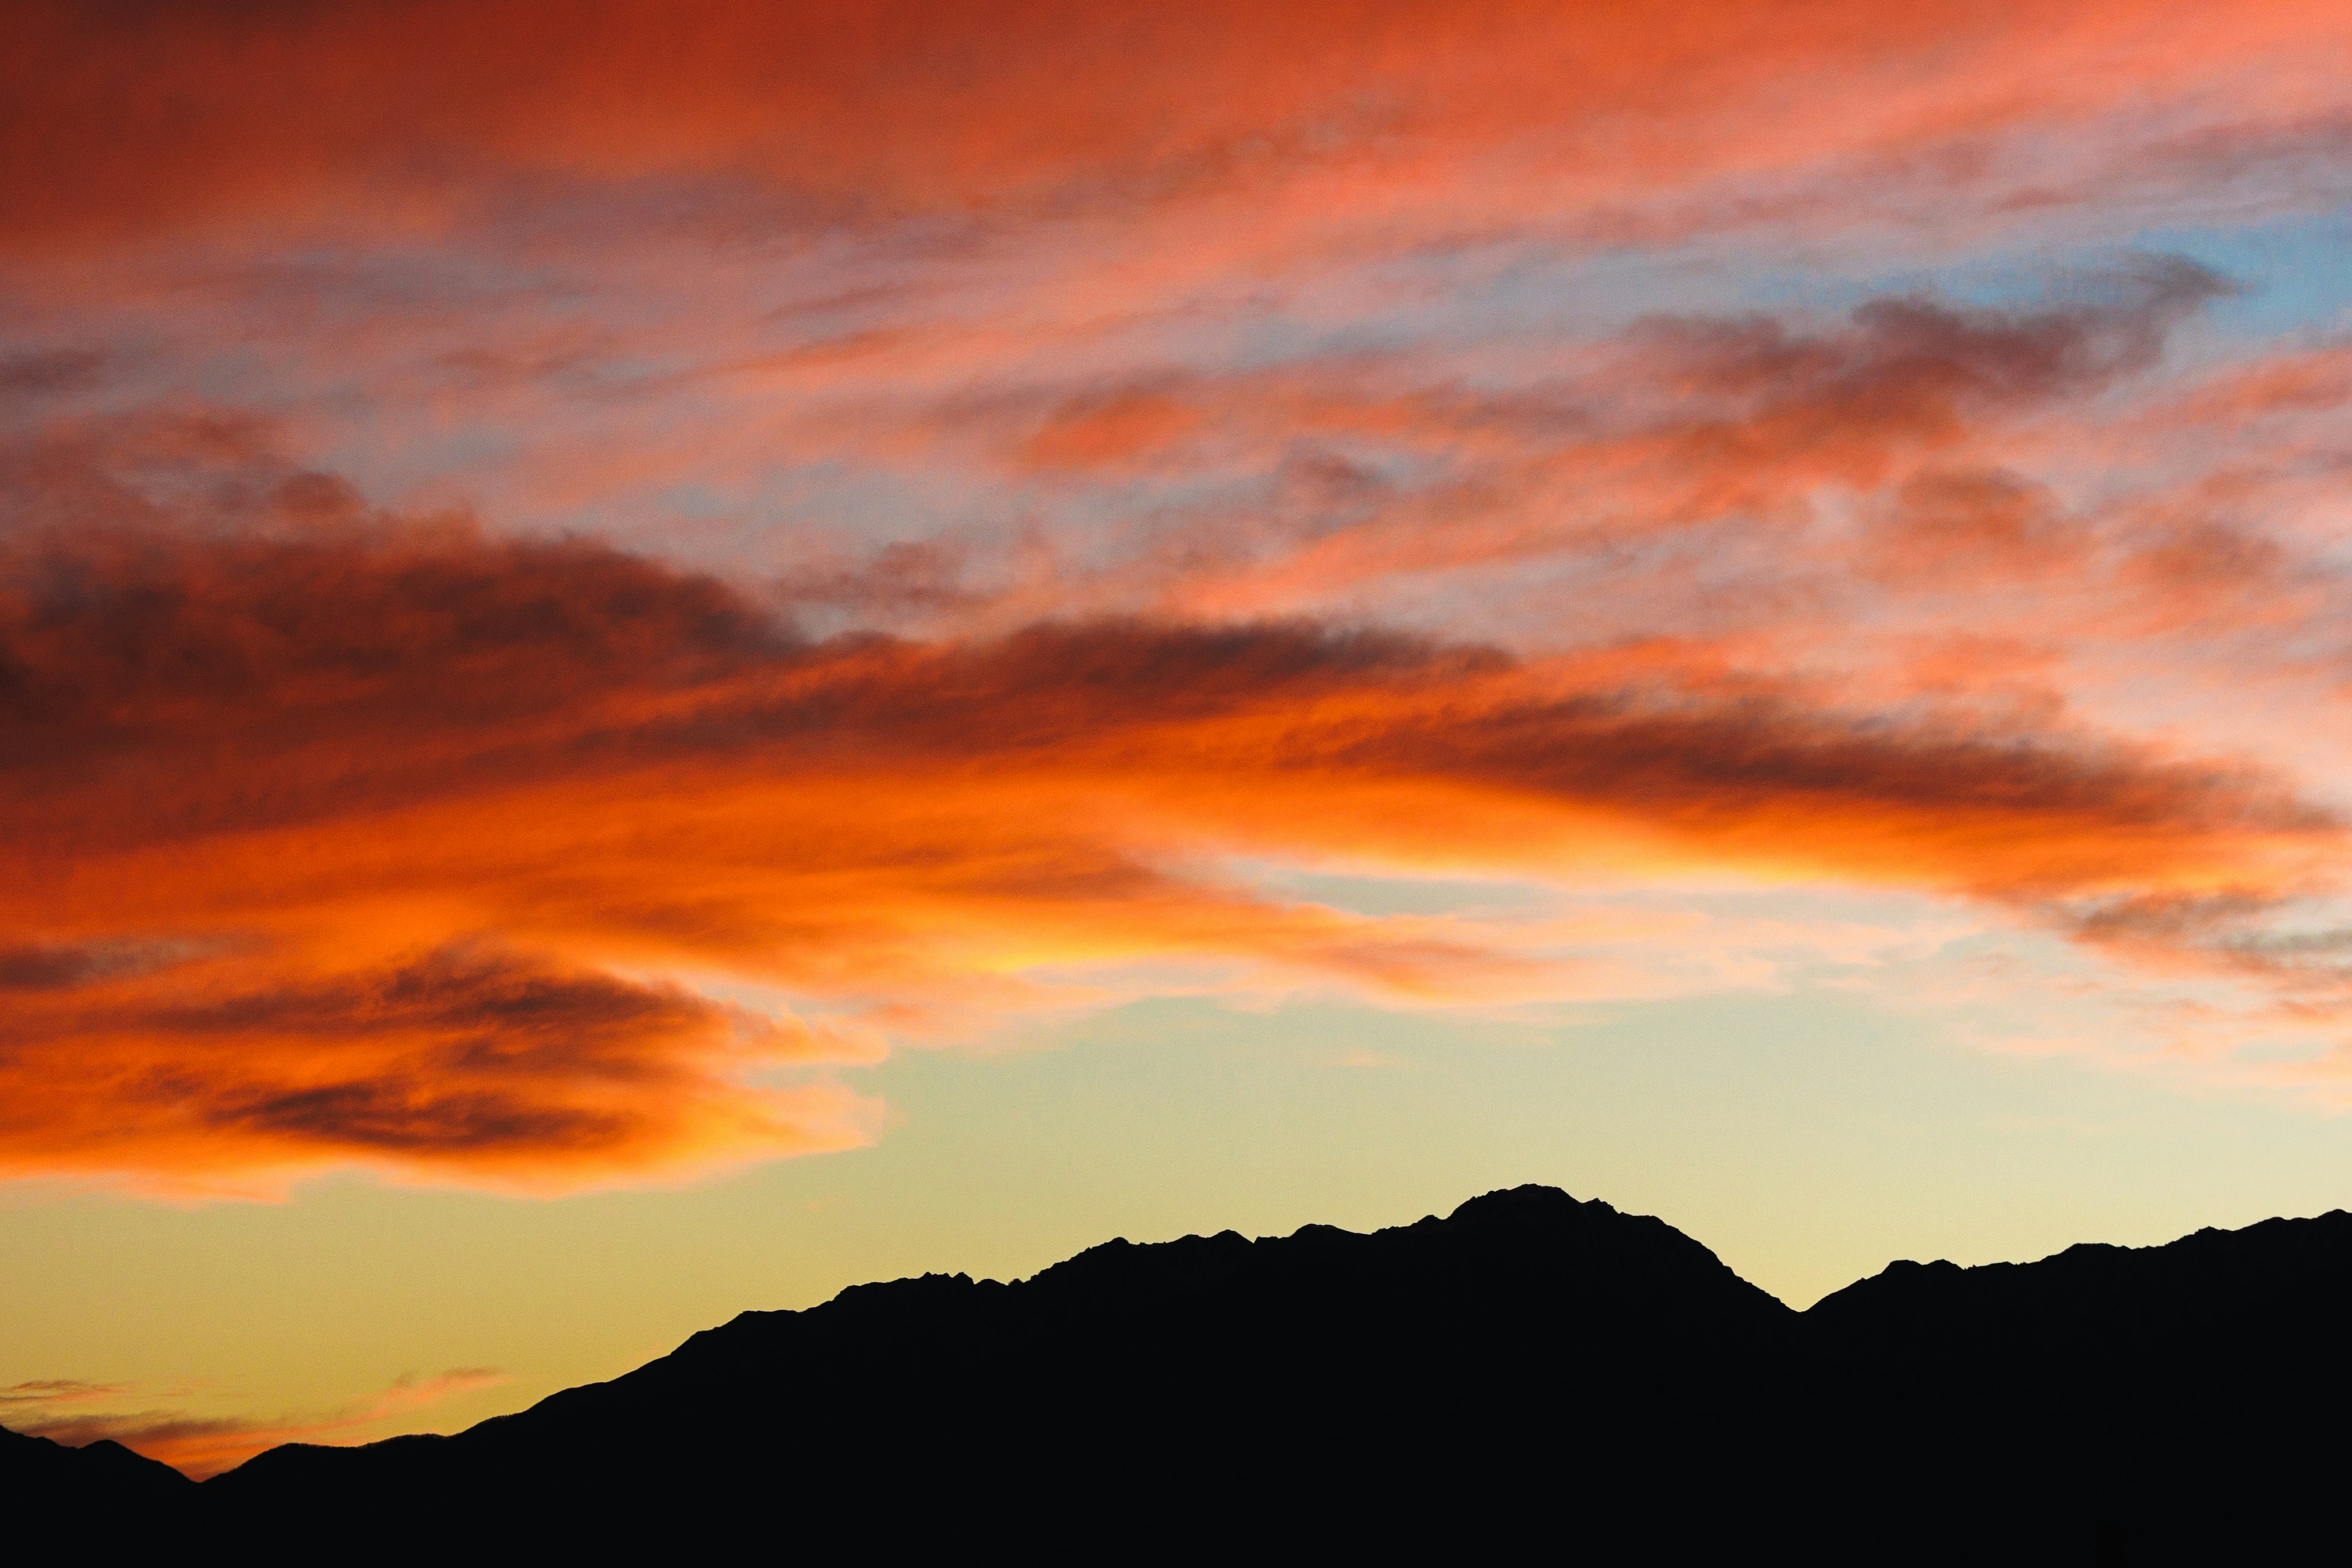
1 1369 506 1480
9 2 2351 256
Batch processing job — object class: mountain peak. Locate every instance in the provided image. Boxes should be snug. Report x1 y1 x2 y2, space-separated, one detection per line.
1444 1182 1589 1224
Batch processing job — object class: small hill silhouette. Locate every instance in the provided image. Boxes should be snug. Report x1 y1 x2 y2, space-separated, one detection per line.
7 1187 2345 1559
0 1423 192 1520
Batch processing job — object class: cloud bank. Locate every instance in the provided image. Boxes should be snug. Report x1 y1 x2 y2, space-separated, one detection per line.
6 1 2352 1193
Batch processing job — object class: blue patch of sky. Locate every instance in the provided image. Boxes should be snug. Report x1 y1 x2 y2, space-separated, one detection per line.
628 461 999 568
2129 210 2352 338
1244 203 2352 382
1725 211 2352 345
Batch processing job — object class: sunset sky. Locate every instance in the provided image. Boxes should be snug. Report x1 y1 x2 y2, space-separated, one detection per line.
8 0 2352 1475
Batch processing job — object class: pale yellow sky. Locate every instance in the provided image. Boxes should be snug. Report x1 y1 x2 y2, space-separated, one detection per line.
10 986 2351 1471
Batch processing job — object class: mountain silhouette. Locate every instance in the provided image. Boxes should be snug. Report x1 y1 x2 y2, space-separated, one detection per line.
7 1186 2345 1559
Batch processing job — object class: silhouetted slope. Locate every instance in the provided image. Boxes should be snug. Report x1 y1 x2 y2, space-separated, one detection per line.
1811 1208 2352 1358
1803 1212 2352 1558
16 1188 2352 1559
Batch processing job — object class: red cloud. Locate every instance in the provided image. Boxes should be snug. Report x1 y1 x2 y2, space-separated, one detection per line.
954 261 2228 615
7 1 2351 261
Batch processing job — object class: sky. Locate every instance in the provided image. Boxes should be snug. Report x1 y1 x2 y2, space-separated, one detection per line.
6 0 2352 1476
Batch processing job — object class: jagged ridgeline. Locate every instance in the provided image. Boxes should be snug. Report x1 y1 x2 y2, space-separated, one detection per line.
11 1187 2350 1558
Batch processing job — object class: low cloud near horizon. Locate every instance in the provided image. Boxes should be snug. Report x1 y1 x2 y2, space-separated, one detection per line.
0 1368 505 1479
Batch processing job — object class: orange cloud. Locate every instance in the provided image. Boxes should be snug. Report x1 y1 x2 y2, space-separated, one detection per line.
0 491 2337 1192
0 942 878 1196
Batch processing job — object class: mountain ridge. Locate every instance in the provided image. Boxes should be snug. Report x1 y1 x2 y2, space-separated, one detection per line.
10 1186 2348 1558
